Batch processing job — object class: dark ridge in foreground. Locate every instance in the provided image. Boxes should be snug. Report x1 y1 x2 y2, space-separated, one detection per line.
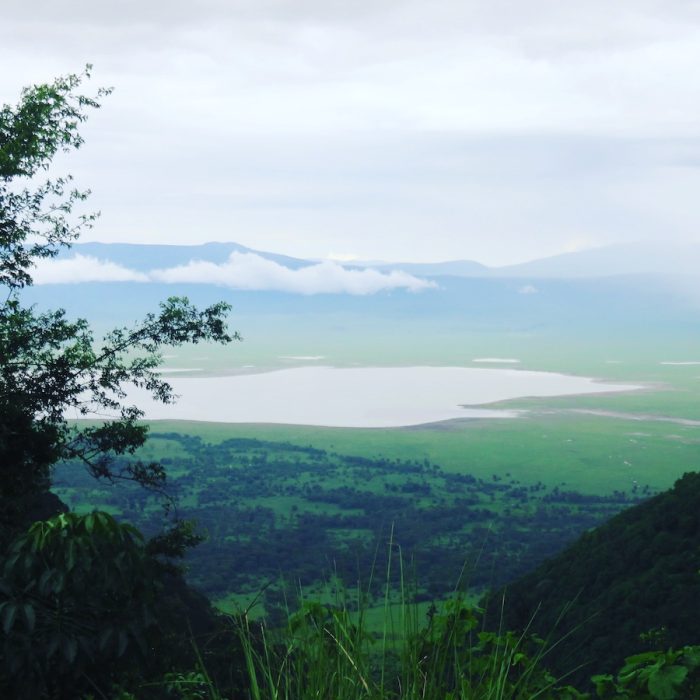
487 471 700 687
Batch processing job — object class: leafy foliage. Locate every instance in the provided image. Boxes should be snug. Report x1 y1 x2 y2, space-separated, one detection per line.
0 69 242 698
0 511 250 699
0 68 237 543
0 65 110 289
0 512 157 697
0 296 236 541
593 646 700 699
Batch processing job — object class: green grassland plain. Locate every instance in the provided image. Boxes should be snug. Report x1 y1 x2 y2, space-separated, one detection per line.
141 410 699 497
150 328 700 496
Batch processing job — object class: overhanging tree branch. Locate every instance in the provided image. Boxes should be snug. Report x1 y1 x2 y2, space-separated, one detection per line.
0 68 238 539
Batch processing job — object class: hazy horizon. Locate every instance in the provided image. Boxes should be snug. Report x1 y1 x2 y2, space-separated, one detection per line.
52 236 700 268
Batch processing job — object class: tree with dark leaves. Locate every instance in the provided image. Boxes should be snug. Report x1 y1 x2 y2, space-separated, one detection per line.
0 69 245 698
0 66 238 541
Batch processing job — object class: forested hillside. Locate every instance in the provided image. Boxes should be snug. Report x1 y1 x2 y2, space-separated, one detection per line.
52 431 646 609
491 471 700 687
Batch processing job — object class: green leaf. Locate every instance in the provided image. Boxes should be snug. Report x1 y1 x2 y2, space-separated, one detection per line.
3 553 20 574
623 651 660 669
2 602 17 634
38 568 53 594
681 646 700 669
66 539 76 571
52 570 65 594
22 603 35 633
647 664 688 700
512 651 527 666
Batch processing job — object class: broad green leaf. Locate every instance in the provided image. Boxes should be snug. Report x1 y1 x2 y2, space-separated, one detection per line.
3 554 20 574
52 570 65 594
38 568 53 595
512 651 526 666
2 602 17 634
647 665 688 700
22 603 35 633
623 651 659 669
682 646 700 668
67 540 76 571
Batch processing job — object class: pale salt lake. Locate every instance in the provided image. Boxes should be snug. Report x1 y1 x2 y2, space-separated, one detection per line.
130 366 641 428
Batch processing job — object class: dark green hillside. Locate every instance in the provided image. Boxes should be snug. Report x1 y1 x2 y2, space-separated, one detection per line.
491 471 700 687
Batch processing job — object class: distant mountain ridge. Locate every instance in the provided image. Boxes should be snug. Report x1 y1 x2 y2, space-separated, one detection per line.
23 240 699 346
67 240 700 279
493 241 700 278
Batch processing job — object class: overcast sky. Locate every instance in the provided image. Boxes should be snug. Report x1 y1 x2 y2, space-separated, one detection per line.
3 1 700 265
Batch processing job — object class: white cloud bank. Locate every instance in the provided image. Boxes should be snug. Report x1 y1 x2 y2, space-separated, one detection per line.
31 254 149 284
32 252 435 295
150 252 436 295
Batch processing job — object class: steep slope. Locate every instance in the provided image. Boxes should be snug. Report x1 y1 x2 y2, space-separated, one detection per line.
488 471 700 686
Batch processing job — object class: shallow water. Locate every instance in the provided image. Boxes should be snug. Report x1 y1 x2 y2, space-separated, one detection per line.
129 366 640 428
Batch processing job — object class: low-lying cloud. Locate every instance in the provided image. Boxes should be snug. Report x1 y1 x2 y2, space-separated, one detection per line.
518 284 538 295
150 252 435 294
33 252 436 295
31 254 149 284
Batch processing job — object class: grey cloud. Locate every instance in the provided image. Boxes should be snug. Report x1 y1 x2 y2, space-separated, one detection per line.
5 1 698 46
56 129 700 264
4 2 700 138
4 2 700 265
